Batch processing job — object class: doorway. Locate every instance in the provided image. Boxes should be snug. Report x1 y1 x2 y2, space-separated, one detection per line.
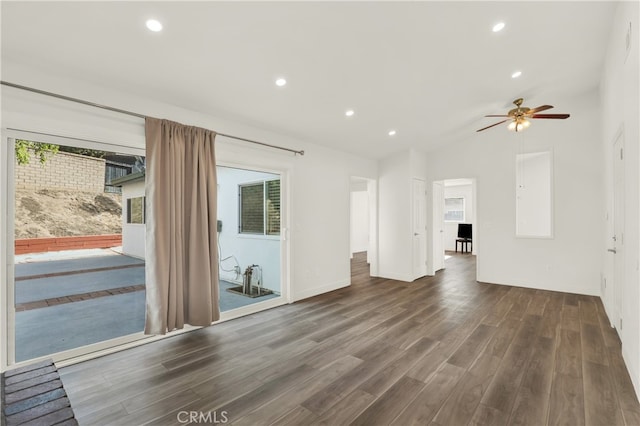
350 177 378 277
431 178 477 274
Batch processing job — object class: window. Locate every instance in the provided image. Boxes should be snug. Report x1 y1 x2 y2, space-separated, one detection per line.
444 197 465 222
104 162 132 193
239 179 280 235
127 196 145 224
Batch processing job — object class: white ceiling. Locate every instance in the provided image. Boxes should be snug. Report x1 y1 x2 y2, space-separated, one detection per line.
1 1 616 159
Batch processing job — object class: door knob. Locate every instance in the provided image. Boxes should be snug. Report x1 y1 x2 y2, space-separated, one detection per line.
608 248 617 254
414 233 419 236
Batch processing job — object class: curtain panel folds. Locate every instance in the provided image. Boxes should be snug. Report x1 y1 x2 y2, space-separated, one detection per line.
144 117 219 335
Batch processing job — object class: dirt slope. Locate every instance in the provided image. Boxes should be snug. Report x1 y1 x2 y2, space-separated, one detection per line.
15 189 122 238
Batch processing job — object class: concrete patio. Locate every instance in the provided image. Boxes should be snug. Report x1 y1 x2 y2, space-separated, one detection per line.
14 249 278 362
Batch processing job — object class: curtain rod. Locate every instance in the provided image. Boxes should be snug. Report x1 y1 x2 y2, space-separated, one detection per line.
1 80 305 156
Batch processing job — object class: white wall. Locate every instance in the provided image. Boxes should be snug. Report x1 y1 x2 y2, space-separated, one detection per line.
350 190 369 255
0 60 378 325
217 167 280 292
443 183 474 251
378 151 412 281
377 149 428 281
427 89 604 296
120 180 146 259
600 0 640 395
287 152 375 301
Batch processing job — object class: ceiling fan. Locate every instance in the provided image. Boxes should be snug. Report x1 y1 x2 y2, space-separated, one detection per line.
477 98 570 132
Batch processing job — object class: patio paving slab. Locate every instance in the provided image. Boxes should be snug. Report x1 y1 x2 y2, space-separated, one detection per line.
14 255 143 279
15 266 144 304
15 292 146 362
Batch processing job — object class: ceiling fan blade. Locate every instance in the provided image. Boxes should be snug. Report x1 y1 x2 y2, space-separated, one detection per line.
476 119 511 132
527 105 554 114
484 114 511 117
531 113 570 119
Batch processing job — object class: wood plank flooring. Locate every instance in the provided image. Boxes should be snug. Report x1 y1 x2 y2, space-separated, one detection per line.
58 252 640 425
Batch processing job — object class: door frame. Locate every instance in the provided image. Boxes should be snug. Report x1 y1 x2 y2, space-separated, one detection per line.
1 134 14 370
608 125 625 330
349 176 379 277
412 178 427 280
216 161 291 313
431 181 445 274
2 131 151 370
428 178 478 276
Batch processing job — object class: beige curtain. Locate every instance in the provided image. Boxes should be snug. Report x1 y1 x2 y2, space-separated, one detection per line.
144 118 219 335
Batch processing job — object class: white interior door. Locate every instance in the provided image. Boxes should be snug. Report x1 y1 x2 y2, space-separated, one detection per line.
432 181 445 272
412 179 427 279
612 132 625 331
367 179 378 276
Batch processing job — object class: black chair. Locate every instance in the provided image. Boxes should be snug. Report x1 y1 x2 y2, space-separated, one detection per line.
455 223 472 253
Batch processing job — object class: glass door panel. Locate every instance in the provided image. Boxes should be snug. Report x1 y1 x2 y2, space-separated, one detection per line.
12 139 146 362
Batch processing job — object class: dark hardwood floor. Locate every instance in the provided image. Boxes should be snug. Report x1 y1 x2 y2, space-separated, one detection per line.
58 252 640 425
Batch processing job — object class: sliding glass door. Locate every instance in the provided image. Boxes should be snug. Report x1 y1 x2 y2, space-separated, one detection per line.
217 166 283 313
3 136 289 366
8 136 148 363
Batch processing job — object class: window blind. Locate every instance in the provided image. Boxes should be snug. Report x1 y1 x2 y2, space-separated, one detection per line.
239 183 265 233
265 180 280 235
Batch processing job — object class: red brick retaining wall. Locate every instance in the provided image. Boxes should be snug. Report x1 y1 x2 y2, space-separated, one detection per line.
15 235 122 255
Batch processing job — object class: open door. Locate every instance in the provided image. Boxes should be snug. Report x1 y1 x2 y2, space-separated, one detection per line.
432 181 445 272
412 179 427 279
611 131 625 331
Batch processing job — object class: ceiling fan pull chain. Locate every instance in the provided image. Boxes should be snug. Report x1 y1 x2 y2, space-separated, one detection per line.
518 131 526 189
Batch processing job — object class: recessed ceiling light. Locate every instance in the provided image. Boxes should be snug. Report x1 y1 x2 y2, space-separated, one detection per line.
511 70 522 78
146 19 163 32
492 22 505 32
388 130 397 136
275 78 287 87
345 109 355 117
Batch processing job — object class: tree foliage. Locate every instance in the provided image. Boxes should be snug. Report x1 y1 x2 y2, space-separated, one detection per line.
58 146 106 159
15 140 59 165
15 140 107 165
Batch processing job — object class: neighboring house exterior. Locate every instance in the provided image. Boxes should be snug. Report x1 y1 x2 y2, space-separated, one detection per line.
104 160 132 194
104 154 145 193
111 172 145 259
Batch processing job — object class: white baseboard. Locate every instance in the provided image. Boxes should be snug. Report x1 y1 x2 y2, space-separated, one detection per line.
292 279 350 302
621 345 640 403
377 271 414 282
476 275 599 297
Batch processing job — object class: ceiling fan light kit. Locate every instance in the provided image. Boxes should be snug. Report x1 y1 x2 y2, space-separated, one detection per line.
477 98 570 132
507 118 530 132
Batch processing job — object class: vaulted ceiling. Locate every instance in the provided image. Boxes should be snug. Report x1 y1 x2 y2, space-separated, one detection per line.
1 1 617 159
